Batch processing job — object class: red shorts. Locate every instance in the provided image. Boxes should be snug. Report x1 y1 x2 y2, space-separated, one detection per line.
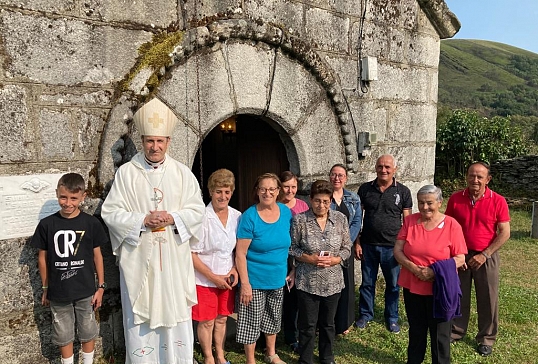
192 285 235 321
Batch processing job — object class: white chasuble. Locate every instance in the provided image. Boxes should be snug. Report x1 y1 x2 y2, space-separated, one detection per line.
102 152 205 363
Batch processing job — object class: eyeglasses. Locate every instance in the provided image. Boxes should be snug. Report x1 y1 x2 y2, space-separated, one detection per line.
329 173 346 180
258 187 280 194
312 198 331 206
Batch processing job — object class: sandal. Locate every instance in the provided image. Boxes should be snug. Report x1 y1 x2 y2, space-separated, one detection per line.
264 353 286 364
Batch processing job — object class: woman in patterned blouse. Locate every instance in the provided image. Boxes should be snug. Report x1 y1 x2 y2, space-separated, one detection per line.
290 180 352 364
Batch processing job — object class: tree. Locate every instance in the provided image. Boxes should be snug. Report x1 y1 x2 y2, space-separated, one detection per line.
436 110 529 179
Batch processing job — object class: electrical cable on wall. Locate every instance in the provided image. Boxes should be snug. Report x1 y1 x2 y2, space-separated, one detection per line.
357 0 369 94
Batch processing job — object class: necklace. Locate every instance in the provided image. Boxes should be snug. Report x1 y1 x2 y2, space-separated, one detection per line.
142 161 167 210
141 159 168 271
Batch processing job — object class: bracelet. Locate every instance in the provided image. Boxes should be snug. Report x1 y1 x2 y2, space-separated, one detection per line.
481 251 491 259
42 286 48 289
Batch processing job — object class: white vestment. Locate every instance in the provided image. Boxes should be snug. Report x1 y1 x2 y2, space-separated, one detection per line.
102 152 205 363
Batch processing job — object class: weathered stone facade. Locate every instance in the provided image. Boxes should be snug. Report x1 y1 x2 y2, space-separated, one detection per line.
0 0 459 362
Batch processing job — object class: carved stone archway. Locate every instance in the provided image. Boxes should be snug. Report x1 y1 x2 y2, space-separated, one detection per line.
98 19 359 190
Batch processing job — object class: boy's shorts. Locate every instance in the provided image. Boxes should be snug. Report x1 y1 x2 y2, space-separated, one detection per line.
192 285 235 321
50 296 98 347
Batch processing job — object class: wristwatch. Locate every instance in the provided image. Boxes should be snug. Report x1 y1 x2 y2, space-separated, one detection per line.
481 251 491 259
97 282 107 290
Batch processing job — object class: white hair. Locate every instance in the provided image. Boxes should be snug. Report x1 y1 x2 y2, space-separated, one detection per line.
417 185 443 201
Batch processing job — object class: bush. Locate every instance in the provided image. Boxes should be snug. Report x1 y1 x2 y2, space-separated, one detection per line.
435 110 529 181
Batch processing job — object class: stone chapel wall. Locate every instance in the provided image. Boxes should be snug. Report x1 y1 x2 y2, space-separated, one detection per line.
0 0 458 361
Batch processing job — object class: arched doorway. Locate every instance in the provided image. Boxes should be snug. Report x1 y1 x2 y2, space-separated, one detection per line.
193 114 290 212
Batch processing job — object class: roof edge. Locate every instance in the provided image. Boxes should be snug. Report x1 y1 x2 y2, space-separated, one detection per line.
418 0 461 39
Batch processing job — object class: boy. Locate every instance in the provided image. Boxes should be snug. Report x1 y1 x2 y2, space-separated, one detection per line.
31 173 107 364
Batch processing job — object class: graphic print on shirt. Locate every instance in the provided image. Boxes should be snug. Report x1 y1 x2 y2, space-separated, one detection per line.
53 229 87 280
394 193 401 205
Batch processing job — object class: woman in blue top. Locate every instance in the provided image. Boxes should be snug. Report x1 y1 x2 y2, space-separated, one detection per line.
236 173 293 364
329 163 362 335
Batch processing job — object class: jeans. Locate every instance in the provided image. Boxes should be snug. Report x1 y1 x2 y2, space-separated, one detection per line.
50 296 98 346
358 244 400 324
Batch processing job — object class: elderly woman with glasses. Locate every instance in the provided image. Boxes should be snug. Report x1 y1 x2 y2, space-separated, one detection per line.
394 185 467 364
291 180 352 364
235 173 294 364
328 164 362 335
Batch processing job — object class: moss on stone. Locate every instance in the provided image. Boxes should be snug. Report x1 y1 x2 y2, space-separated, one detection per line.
121 31 184 92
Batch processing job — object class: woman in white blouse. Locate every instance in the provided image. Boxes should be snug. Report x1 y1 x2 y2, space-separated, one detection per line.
190 169 241 364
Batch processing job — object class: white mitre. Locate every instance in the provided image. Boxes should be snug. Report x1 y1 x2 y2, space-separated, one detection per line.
133 98 179 137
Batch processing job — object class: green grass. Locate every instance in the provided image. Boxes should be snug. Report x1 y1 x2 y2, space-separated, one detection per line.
98 209 537 363
200 209 538 363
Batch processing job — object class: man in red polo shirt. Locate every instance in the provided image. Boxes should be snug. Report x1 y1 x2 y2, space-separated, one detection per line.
445 162 510 357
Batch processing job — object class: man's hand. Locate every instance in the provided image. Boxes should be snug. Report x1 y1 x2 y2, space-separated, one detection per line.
468 253 487 270
41 290 49 307
144 210 174 229
92 290 104 310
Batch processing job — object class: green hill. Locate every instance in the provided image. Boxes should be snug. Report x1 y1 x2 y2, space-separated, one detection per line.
439 39 538 118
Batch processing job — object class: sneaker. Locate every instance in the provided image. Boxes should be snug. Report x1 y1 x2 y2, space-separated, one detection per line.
355 318 369 329
388 322 400 334
477 344 492 356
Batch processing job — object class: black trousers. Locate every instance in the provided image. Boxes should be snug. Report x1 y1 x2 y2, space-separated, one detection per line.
403 289 451 364
282 285 299 344
297 290 340 364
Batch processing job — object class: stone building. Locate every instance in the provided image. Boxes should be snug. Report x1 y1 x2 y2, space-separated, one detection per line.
0 0 459 362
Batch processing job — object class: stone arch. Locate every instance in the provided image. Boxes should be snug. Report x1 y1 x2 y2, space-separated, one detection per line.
98 19 358 189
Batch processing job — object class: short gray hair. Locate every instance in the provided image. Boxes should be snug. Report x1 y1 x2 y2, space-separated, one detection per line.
417 184 442 201
377 154 397 168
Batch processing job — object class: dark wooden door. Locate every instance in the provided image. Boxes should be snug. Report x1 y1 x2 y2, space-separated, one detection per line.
193 115 289 212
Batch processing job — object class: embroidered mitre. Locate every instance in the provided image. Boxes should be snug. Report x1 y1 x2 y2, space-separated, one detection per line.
134 98 179 137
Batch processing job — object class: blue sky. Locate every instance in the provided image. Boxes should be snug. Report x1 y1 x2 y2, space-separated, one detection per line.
444 0 538 54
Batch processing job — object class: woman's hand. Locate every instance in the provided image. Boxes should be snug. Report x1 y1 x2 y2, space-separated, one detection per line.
354 243 363 260
240 282 253 306
286 269 295 290
227 267 239 288
415 266 435 281
211 274 233 290
317 255 332 267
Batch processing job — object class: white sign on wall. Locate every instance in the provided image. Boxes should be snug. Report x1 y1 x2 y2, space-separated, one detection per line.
0 174 64 240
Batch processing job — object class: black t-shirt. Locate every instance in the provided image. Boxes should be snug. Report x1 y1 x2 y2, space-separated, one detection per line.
31 211 108 302
358 179 412 247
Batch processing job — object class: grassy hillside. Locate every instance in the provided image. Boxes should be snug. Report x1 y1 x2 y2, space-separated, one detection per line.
439 39 538 118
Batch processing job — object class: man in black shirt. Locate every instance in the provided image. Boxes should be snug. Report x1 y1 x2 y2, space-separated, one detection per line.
355 155 412 333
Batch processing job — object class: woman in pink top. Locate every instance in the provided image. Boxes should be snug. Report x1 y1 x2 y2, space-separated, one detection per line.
279 171 309 351
394 185 467 364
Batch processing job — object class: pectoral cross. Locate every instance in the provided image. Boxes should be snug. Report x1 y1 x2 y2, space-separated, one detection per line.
150 188 165 271
151 188 163 210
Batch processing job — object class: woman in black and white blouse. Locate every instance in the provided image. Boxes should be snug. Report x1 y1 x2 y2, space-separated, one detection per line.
290 180 352 364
